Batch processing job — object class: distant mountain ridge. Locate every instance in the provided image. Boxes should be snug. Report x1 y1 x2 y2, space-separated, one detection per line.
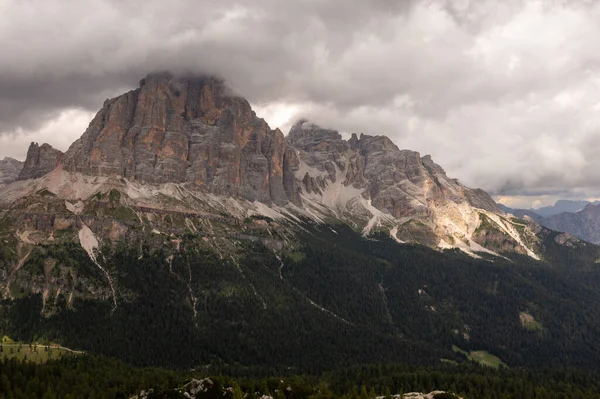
0 158 23 187
500 200 600 244
538 203 600 244
497 204 543 222
536 199 600 217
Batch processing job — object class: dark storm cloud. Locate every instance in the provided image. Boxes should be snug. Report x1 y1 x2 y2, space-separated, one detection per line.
3 0 600 207
0 0 414 130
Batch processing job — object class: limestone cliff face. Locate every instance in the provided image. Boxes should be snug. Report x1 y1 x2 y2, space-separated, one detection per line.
287 121 512 252
11 73 530 255
0 157 23 187
61 72 289 204
287 121 500 216
18 143 63 180
20 73 498 218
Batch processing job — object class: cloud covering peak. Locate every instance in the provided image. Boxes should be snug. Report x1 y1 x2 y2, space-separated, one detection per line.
2 0 600 207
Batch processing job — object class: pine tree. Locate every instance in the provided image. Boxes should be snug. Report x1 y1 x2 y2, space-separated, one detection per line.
360 385 368 399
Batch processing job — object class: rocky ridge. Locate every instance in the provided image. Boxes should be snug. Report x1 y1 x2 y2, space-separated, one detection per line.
287 121 515 255
539 203 600 244
131 380 462 399
501 201 600 245
0 72 565 259
18 142 63 181
61 72 292 205
0 157 23 187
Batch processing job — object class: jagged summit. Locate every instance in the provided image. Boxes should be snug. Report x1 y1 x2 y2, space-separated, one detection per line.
284 121 516 255
59 72 292 204
1 73 548 258
287 120 344 144
18 142 63 180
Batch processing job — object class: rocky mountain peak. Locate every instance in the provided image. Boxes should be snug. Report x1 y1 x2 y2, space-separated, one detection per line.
287 119 506 253
351 133 399 153
60 72 290 204
2 75 528 257
0 157 24 187
287 121 348 159
18 142 63 180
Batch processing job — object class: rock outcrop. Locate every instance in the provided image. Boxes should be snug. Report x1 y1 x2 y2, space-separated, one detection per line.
17 73 498 216
61 72 289 204
286 121 510 252
0 157 23 187
8 72 532 256
288 121 500 216
18 143 63 180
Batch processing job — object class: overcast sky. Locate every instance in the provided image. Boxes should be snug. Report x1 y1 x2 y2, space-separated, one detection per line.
2 0 600 208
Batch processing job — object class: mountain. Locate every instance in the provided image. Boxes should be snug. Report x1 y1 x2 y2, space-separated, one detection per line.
18 142 63 180
3 72 600 371
501 200 600 244
539 203 600 244
535 199 594 217
60 72 292 204
0 157 23 187
287 121 507 250
497 204 543 222
1 72 551 259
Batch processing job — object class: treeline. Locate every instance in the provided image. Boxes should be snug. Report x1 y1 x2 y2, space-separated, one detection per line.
0 355 183 399
4 222 600 372
2 355 600 399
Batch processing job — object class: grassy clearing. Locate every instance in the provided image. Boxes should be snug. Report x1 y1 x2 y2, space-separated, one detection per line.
2 336 15 344
0 336 82 364
286 251 305 263
9 282 29 299
468 351 507 369
452 345 507 369
0 217 13 232
109 189 121 202
36 189 56 197
107 206 139 221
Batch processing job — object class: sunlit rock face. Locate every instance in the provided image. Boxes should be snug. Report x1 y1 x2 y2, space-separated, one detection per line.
12 72 550 258
287 121 508 252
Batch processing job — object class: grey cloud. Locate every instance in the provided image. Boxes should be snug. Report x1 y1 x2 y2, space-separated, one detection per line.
2 0 600 207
